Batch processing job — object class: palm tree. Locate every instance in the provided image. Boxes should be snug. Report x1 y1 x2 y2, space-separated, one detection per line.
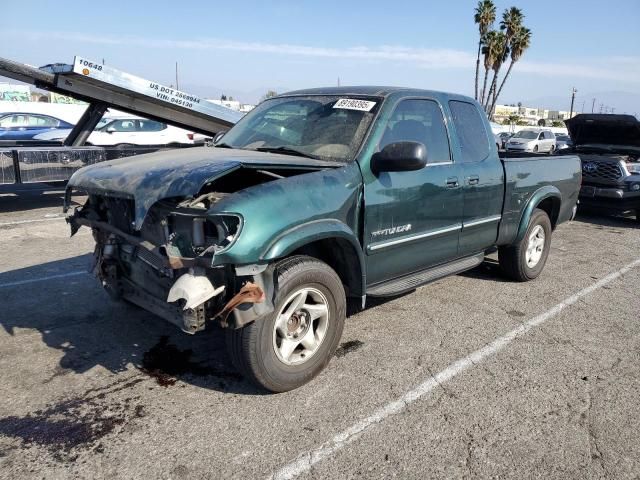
473 0 496 101
486 7 524 113
483 31 507 111
480 30 501 105
490 27 531 114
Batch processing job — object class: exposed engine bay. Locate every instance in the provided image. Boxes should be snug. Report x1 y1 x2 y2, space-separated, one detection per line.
65 165 316 334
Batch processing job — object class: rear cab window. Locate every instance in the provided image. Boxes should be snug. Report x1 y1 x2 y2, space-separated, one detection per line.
448 101 490 163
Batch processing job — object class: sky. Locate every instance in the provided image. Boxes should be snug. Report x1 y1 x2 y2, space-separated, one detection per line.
2 0 639 113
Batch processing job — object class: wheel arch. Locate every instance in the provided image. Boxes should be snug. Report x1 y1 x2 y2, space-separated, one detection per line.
515 186 561 243
261 220 366 298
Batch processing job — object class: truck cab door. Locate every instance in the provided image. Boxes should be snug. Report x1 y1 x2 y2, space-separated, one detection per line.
363 98 463 285
448 100 504 255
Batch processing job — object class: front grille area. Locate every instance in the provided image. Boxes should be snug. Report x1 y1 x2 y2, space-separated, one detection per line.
99 196 136 234
581 161 623 182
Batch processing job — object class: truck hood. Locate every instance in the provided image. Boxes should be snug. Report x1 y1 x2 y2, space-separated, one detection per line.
565 114 640 150
66 146 343 229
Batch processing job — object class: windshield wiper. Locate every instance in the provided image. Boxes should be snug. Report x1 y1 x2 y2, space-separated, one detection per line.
254 146 319 159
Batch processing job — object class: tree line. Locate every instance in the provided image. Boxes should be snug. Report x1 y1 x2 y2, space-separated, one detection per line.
474 1 531 117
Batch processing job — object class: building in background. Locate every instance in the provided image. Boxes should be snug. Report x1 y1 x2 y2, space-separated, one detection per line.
492 103 576 126
0 83 31 102
208 99 255 114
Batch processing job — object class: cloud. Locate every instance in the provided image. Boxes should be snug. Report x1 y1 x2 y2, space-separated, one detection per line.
6 30 640 84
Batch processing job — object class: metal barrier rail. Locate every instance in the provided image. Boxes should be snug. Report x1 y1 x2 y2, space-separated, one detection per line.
0 145 196 185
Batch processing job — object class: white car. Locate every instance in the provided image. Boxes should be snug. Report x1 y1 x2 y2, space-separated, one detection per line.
506 129 557 154
33 116 203 146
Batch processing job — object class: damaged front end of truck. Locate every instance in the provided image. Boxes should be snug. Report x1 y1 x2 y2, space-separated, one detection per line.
63 148 350 334
66 192 270 334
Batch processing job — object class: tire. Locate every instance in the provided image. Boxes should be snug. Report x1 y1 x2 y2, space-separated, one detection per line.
533 145 539 153
548 145 555 155
499 209 552 282
226 256 346 392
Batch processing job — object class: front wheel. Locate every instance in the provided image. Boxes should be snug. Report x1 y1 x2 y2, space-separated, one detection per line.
226 256 346 392
499 209 552 281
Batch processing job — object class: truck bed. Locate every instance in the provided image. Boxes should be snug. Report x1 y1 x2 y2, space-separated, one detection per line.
497 152 582 245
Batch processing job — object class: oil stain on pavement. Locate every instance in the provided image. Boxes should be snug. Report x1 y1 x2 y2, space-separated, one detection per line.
0 378 145 461
335 340 365 358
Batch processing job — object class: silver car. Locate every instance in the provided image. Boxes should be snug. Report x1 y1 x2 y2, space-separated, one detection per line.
506 129 557 153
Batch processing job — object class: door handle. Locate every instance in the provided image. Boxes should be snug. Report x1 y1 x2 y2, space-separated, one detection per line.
466 175 479 186
445 177 459 188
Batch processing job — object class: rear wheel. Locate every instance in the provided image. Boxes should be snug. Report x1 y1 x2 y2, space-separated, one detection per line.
226 256 346 392
499 209 552 281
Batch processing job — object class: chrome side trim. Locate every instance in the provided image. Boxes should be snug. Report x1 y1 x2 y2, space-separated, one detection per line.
462 214 502 229
368 224 462 251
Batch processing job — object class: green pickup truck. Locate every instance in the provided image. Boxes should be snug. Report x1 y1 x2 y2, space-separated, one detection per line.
65 87 581 391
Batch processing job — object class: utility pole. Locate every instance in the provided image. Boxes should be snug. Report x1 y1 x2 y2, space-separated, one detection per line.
175 62 179 90
591 98 596 113
569 87 577 118
611 107 615 114
599 103 604 113
581 100 585 113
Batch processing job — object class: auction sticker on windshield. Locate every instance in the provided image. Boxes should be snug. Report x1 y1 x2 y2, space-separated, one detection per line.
333 99 377 111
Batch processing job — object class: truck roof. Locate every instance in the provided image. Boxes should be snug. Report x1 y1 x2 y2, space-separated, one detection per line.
280 86 475 103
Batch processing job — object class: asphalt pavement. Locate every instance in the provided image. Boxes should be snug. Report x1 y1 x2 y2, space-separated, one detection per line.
0 190 639 479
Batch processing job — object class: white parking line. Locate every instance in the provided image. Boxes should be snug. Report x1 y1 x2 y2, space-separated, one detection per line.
269 257 640 480
0 270 87 288
0 217 66 227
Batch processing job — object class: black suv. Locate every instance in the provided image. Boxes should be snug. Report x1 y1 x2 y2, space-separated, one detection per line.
564 114 640 222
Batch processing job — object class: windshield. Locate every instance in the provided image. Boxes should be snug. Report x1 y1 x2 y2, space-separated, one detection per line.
219 95 381 162
513 130 539 139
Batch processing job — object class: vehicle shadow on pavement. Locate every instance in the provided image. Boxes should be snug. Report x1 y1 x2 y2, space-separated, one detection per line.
0 256 266 395
574 211 638 229
459 258 510 283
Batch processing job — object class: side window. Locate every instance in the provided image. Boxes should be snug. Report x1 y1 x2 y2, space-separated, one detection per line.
448 100 490 163
137 120 166 132
111 120 136 132
28 115 59 127
0 114 28 127
379 99 450 164
546 131 554 139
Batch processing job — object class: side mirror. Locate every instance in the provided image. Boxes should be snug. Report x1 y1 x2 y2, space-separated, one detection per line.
371 141 427 174
213 131 226 144
106 126 116 134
